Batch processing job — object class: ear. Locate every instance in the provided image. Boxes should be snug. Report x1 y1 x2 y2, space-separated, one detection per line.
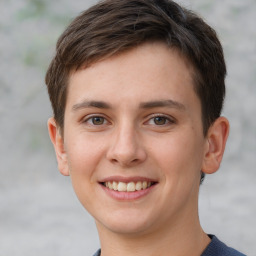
47 117 70 176
202 117 229 174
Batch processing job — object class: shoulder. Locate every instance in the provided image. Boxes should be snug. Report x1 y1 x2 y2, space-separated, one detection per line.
93 236 246 256
201 235 246 256
93 249 101 256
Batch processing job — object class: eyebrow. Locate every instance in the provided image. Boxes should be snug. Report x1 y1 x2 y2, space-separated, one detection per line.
72 100 111 111
139 100 186 110
72 99 186 111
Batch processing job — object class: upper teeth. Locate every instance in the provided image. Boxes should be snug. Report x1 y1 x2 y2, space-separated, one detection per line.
105 181 152 192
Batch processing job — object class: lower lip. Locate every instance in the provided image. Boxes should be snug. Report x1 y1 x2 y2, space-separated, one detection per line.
100 184 156 201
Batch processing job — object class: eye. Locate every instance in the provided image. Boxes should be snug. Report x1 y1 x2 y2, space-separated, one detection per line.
91 117 105 125
153 116 168 125
146 115 175 126
84 116 107 125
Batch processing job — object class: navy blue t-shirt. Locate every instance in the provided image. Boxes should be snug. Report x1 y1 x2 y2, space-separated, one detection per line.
201 235 246 256
93 235 246 256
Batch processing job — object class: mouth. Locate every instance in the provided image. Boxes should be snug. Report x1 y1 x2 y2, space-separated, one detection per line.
101 180 157 192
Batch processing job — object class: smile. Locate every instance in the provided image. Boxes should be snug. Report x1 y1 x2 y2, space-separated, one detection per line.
103 181 154 192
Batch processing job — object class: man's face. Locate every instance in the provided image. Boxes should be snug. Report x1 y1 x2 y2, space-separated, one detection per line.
56 42 209 235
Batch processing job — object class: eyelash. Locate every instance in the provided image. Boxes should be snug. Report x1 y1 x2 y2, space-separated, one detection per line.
83 115 109 126
146 114 175 126
82 114 175 127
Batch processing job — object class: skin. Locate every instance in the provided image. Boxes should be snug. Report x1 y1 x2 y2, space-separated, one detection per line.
48 42 229 256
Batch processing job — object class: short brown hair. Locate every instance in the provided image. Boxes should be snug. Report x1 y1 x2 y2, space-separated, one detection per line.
45 0 226 136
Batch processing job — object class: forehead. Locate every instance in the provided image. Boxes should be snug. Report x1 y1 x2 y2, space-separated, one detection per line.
67 42 198 109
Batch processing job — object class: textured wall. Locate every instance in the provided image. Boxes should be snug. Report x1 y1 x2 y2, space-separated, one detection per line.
0 0 255 255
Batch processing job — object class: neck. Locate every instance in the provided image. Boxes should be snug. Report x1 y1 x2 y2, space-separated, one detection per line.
96 208 210 256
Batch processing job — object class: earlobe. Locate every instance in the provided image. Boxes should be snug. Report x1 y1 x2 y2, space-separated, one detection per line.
47 117 70 176
202 117 229 174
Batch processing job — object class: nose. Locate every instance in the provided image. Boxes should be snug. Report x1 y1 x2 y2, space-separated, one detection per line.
106 123 147 167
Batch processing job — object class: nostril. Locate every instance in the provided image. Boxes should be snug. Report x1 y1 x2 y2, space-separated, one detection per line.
109 157 142 167
111 159 118 164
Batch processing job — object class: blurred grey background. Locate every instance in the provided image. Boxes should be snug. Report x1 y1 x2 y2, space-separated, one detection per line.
0 0 255 255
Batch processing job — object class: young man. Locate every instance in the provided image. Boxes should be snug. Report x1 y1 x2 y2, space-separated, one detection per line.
45 0 245 255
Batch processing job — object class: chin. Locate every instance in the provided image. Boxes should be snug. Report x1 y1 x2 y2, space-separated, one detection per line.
96 210 155 235
104 222 150 236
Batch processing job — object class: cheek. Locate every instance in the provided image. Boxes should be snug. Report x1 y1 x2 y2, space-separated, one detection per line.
150 131 205 178
65 134 105 178
64 136 105 212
